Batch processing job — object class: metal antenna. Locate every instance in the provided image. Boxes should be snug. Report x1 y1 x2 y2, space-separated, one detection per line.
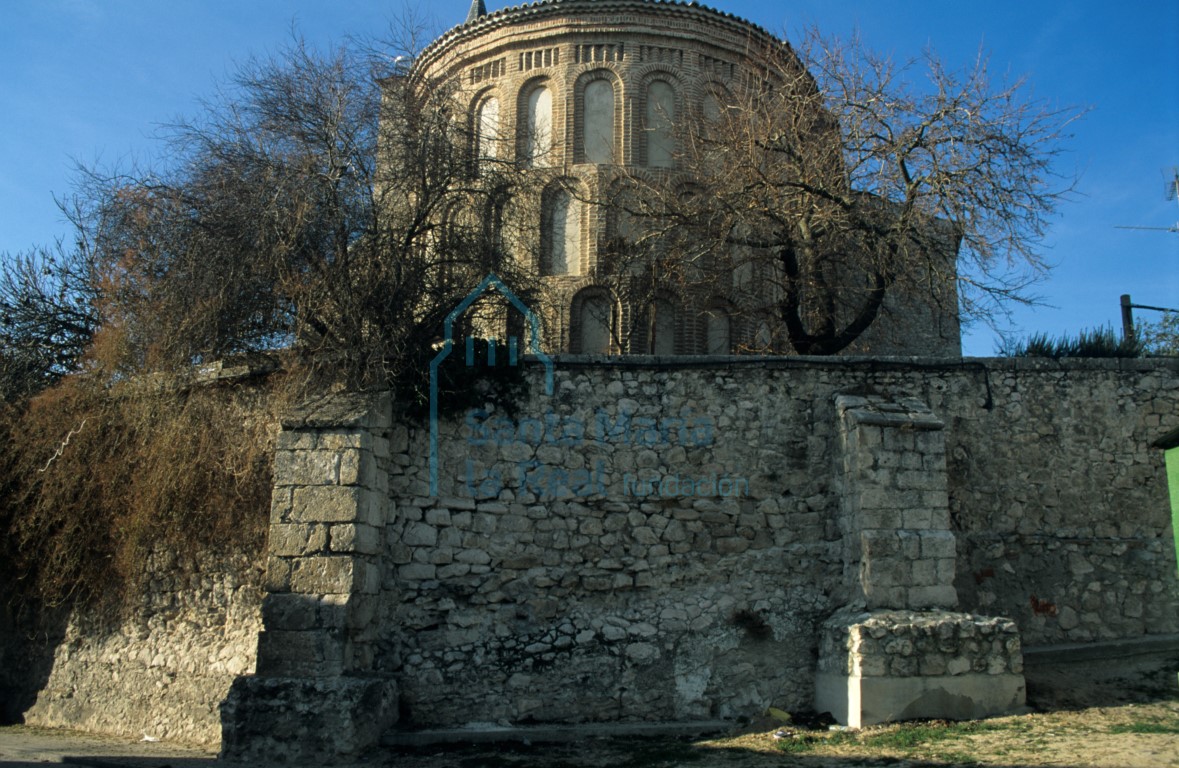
1116 168 1179 233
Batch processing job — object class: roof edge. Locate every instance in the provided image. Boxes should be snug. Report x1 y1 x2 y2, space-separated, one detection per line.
414 0 786 76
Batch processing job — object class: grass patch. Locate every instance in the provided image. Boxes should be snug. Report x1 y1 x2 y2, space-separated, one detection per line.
859 724 958 749
774 731 849 754
775 718 1028 759
1103 721 1179 736
1106 707 1179 735
1109 721 1179 735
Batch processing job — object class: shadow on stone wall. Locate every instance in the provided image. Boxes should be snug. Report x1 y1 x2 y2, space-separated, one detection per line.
1024 638 1179 710
0 596 70 725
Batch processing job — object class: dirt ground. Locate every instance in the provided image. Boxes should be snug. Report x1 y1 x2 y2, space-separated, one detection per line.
0 723 216 767
377 656 1179 767
383 700 1179 768
1 695 1176 767
2 665 1179 764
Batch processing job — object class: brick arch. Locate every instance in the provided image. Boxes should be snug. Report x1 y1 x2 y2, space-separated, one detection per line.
642 289 682 355
569 285 619 354
539 178 588 276
467 85 501 122
634 69 684 169
468 87 502 172
697 79 735 110
702 298 735 355
571 68 623 165
516 76 556 167
600 176 642 245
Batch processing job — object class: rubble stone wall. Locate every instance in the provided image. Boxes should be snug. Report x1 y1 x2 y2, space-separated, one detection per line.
14 553 263 747
818 609 1024 681
378 356 1177 725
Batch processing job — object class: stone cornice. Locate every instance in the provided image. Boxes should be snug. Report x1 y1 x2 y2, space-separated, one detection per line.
414 0 789 76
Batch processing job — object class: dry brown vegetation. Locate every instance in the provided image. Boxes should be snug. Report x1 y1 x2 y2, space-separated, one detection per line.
0 370 291 614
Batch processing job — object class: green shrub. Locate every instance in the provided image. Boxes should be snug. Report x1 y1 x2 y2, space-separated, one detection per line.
999 326 1141 358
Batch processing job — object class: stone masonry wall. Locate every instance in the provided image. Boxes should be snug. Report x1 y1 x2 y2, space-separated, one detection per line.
15 552 262 746
382 362 842 723
372 356 1178 726
19 356 1171 747
945 363 1179 643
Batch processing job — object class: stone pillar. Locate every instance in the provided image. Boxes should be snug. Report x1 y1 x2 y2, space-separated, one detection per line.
221 393 397 763
817 394 1025 727
835 395 958 610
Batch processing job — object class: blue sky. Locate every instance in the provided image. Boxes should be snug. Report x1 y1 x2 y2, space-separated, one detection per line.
1 0 1176 356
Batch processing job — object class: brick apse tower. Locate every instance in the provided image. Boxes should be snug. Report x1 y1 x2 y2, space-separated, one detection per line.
409 0 961 358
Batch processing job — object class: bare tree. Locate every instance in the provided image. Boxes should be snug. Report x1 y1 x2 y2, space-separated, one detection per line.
0 31 538 393
623 27 1081 354
0 234 100 400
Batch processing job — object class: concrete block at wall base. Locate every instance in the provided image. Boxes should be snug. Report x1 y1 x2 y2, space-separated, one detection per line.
818 609 1024 726
814 671 1026 728
220 675 397 763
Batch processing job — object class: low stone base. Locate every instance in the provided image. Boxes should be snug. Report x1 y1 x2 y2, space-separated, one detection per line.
817 609 1025 728
220 675 397 763
816 671 1026 727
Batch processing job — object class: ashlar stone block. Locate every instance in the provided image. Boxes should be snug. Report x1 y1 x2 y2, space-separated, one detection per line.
329 523 381 555
290 556 362 595
920 531 958 559
254 629 345 677
859 509 903 530
275 431 316 451
337 449 364 486
902 508 934 529
861 530 900 557
291 485 364 524
274 449 342 486
261 593 322 632
263 556 293 593
269 523 327 557
318 431 365 450
910 558 939 586
908 585 959 610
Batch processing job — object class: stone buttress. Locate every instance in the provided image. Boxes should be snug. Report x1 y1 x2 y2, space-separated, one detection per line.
219 393 397 763
815 394 1026 726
